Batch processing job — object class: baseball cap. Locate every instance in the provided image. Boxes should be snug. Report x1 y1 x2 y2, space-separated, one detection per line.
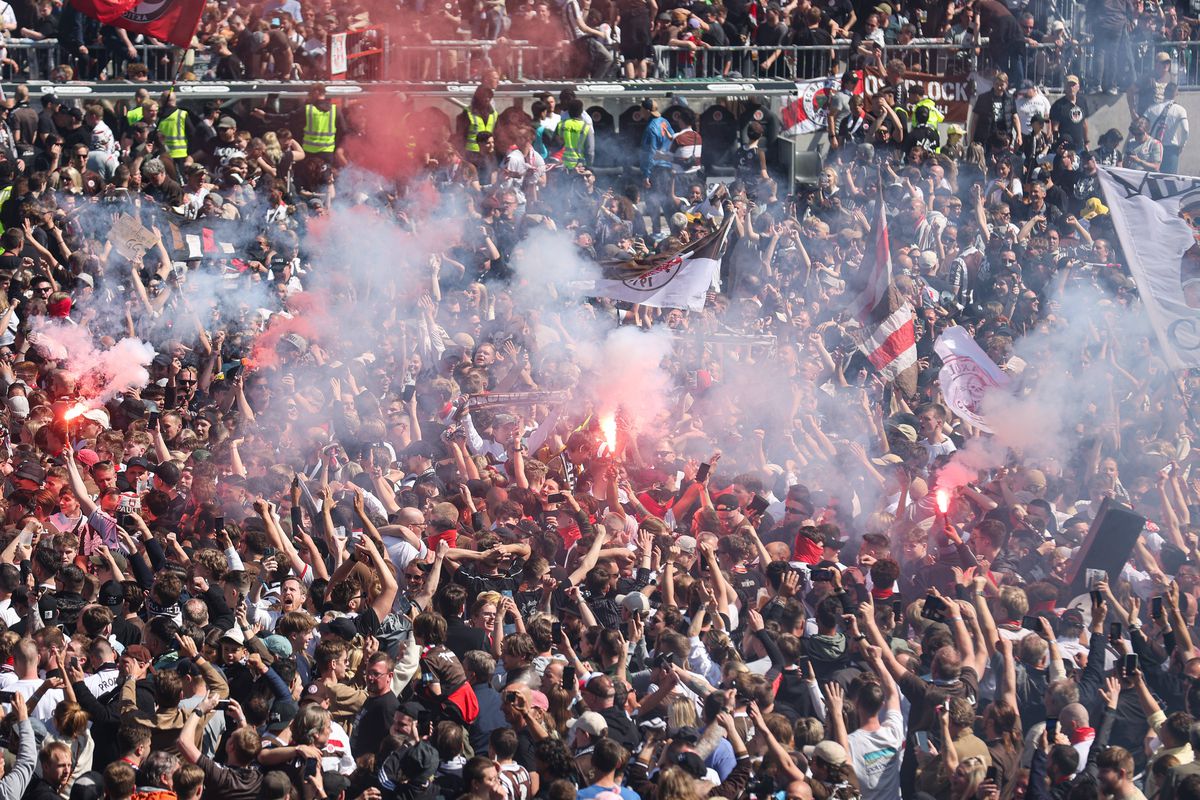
398 700 424 720
267 700 298 733
893 424 918 443
619 593 651 616
673 725 701 744
674 535 697 554
13 461 45 484
675 751 707 779
569 711 609 737
262 634 293 659
217 116 237 129
151 461 181 487
812 740 848 766
75 448 101 468
1018 79 1035 91
220 627 246 646
398 742 439 783
1065 73 1080 85
1156 51 1172 62
98 580 124 607
319 617 357 640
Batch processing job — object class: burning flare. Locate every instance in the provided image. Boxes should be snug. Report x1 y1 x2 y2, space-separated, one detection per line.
599 413 618 457
935 488 951 515
63 403 88 422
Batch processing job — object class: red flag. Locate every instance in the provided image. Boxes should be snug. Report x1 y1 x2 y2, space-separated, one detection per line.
71 0 204 47
68 0 138 23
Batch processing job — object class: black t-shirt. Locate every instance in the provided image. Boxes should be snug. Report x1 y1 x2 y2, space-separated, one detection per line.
351 691 399 756
1049 95 1089 150
973 90 1016 141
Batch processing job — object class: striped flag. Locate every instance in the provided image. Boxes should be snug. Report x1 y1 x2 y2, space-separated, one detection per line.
851 197 918 396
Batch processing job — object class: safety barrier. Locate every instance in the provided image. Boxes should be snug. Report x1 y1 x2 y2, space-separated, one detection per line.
5 33 1200 90
0 39 179 81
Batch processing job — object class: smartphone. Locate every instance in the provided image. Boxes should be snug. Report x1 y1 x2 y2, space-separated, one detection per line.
505 691 518 703
148 411 160 427
551 621 563 642
915 730 931 753
1109 622 1122 642
811 568 834 582
748 495 770 516
923 594 946 622
417 710 434 738
1046 718 1058 739
1086 568 1107 588
69 656 79 670
1124 653 1139 677
1091 590 1103 607
401 384 416 402
891 600 902 623
213 516 225 534
1022 615 1040 631
0 691 16 703
562 665 576 686
985 766 998 783
215 699 231 710
303 757 318 778
118 513 134 530
695 462 711 483
1153 596 1164 618
547 492 567 504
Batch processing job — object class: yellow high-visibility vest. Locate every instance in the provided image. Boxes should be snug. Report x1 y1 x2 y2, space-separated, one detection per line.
126 105 144 126
464 109 496 153
302 104 337 154
157 108 188 158
560 117 587 167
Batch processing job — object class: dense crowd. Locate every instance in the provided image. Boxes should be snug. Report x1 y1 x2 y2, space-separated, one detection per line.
0 31 1194 800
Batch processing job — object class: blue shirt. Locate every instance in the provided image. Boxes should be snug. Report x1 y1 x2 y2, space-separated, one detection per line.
641 117 675 177
578 785 640 800
707 736 736 781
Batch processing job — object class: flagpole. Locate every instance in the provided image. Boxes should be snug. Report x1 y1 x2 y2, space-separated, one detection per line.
167 45 187 93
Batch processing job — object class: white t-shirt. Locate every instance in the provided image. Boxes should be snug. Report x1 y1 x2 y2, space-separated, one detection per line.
7 677 63 722
848 709 906 800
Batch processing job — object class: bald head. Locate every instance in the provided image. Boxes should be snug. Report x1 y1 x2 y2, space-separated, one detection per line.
1060 703 1089 733
785 780 814 800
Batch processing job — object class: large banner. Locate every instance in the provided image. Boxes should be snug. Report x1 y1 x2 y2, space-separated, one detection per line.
1099 167 1200 369
934 325 1009 432
862 72 973 124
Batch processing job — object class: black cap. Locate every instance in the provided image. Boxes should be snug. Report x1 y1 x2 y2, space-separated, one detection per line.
98 580 124 607
126 457 153 470
13 461 45 485
151 461 181 487
673 725 701 744
398 700 424 719
675 751 706 778
319 617 357 640
267 700 299 732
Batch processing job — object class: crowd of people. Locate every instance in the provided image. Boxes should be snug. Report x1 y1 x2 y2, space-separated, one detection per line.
0 30 1191 800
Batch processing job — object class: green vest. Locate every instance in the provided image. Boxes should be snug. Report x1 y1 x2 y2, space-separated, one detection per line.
464 109 496 153
157 108 188 158
0 185 12 235
912 97 944 127
126 105 144 126
560 117 587 168
302 104 337 154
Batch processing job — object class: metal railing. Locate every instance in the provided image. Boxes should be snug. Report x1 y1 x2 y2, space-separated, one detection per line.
0 38 180 81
